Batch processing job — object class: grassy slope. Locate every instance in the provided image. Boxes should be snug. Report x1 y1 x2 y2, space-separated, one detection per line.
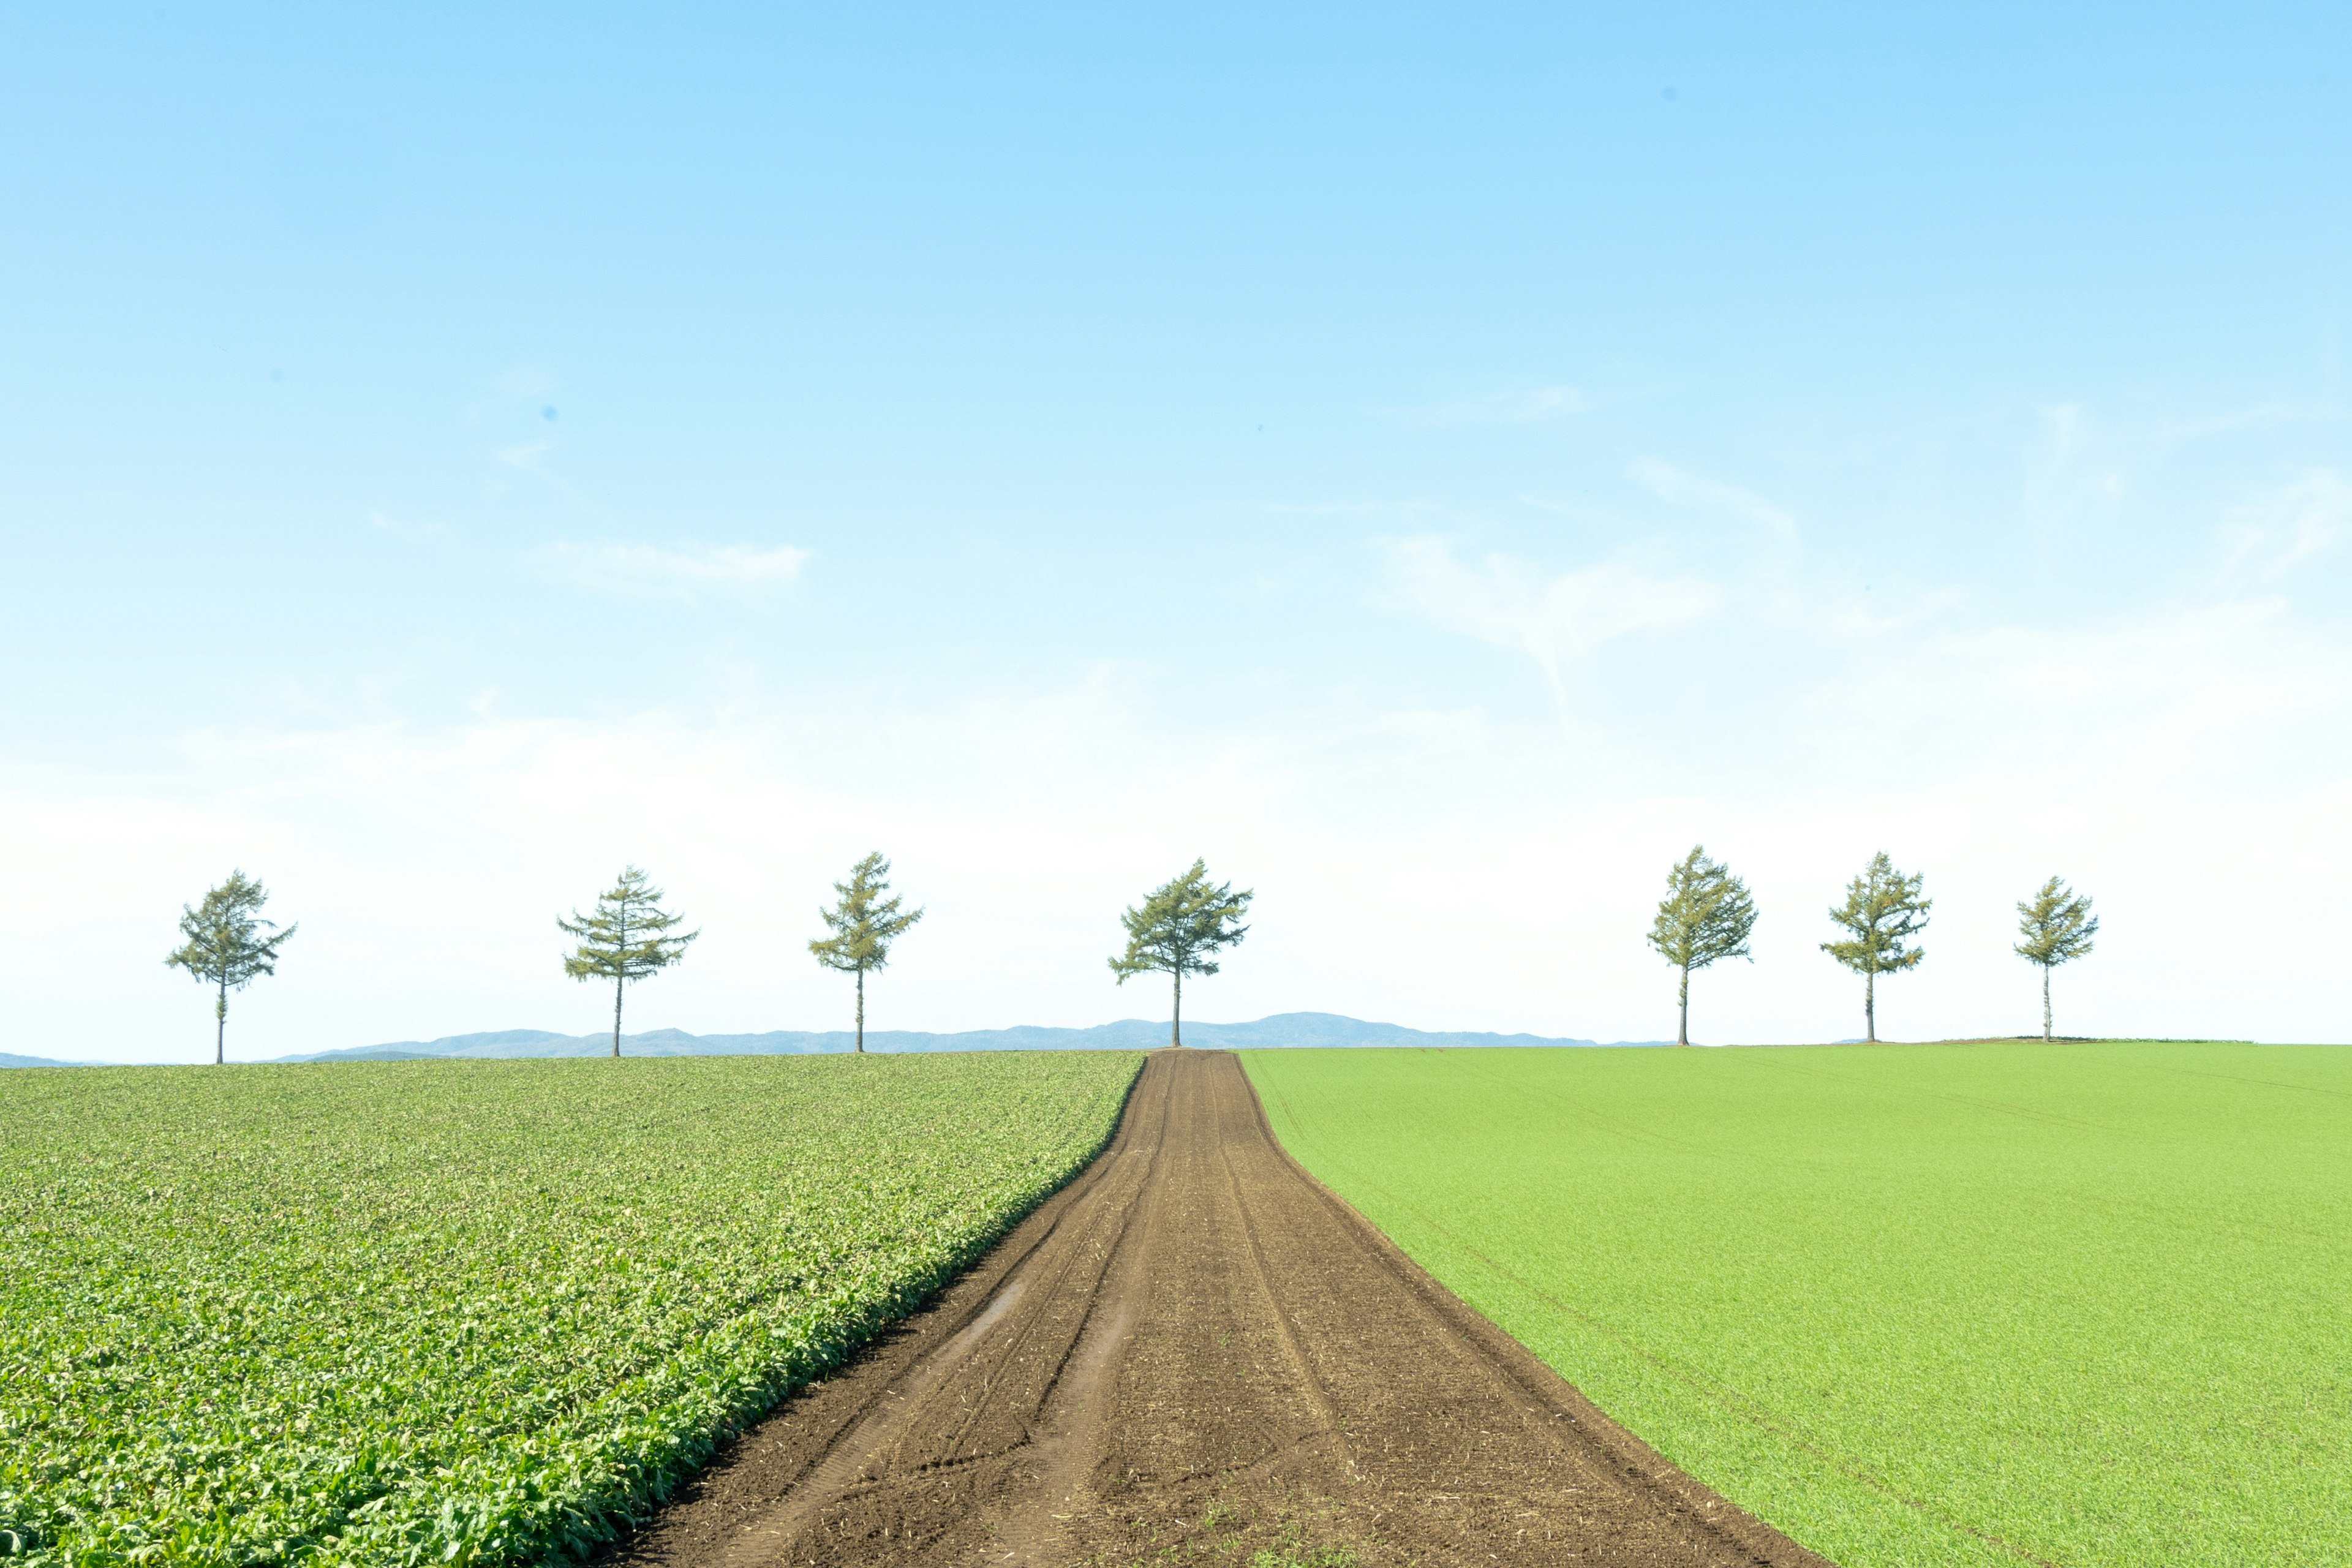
1 1051 1140 1568
1243 1042 2352 1568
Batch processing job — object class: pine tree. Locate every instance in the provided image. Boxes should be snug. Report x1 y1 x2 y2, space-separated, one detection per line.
1820 851 1930 1043
809 853 924 1053
1646 845 1758 1047
2015 875 2098 1042
559 867 698 1057
164 871 298 1064
1109 859 1253 1048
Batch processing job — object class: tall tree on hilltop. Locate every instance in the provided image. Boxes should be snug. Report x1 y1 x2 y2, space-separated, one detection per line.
560 866 698 1057
1646 845 1758 1047
810 852 924 1054
1820 851 1931 1044
1109 859 1253 1048
2015 875 2098 1042
165 870 298 1065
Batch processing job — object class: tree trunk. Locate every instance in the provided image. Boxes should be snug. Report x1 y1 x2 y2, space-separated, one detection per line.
2043 965 2052 1043
1865 970 1877 1043
856 968 865 1054
1172 970 1183 1049
612 903 630 1058
1677 962 1691 1047
216 978 227 1065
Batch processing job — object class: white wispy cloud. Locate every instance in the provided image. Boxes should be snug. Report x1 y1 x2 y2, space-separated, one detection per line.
1379 536 1719 703
2220 469 2351 580
1628 458 1799 543
535 541 812 598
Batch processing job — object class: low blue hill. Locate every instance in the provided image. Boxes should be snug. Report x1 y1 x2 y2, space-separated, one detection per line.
271 1012 1664 1063
0 1051 85 1068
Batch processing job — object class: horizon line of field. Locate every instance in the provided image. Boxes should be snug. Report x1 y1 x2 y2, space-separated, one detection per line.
0 1029 2286 1071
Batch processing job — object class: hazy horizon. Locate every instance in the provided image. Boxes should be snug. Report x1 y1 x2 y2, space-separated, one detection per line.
9 1011 2304 1071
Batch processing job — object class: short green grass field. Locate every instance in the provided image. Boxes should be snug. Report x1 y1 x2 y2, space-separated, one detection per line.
1244 1041 2352 1568
0 1052 1141 1568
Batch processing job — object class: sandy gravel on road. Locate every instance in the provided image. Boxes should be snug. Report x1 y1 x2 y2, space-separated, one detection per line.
611 1049 1831 1568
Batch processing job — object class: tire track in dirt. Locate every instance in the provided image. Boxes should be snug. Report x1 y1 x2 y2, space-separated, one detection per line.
612 1050 1834 1568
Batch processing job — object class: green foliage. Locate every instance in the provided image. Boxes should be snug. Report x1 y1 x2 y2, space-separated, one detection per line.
164 872 298 998
0 1051 1140 1568
1109 860 1252 1046
1246 1042 2352 1568
559 867 695 986
1107 860 1252 985
1645 846 1757 1046
2015 875 2096 968
164 872 297 1061
1820 851 1929 1040
1248 1548 1355 1568
559 868 696 1055
1820 851 1929 978
808 853 924 979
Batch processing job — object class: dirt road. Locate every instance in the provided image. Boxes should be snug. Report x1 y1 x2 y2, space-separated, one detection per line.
616 1049 1829 1567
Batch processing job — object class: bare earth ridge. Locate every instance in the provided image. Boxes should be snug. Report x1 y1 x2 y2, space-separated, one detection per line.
614 1049 1832 1567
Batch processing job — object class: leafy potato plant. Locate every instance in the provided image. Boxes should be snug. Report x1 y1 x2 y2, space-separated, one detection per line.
0 1051 1139 1568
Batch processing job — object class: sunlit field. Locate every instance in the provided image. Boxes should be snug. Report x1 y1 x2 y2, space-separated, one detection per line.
1246 1042 2352 1567
0 1052 1140 1568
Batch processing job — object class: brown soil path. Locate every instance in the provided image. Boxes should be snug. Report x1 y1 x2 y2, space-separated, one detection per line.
615 1049 1831 1568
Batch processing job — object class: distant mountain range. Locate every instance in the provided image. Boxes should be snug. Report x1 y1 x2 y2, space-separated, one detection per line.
263 1012 1663 1063
0 1015 1666 1068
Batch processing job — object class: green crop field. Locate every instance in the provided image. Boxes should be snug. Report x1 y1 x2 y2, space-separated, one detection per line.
1245 1042 2352 1568
0 1050 1140 1568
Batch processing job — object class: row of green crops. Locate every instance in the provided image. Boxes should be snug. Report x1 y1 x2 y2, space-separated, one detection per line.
0 1051 1141 1568
1245 1042 2352 1568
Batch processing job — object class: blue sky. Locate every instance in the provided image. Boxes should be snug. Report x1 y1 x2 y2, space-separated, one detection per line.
6 3 2350 1061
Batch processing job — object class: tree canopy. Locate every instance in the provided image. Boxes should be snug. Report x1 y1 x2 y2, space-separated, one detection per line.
1109 859 1252 1047
1820 851 1930 1042
810 852 925 1053
1646 845 1757 1046
164 870 297 1064
559 866 697 1057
